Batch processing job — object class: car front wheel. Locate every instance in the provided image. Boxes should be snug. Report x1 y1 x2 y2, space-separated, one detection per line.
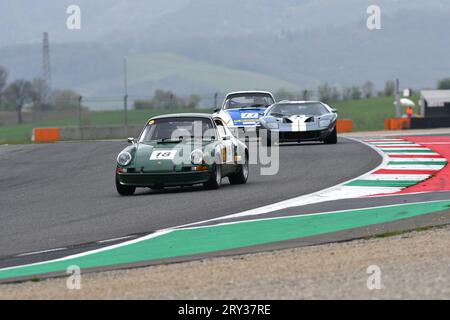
229 153 249 185
116 175 136 196
204 164 222 190
324 126 337 144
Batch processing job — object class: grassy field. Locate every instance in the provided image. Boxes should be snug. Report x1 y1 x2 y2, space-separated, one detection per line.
332 96 419 132
0 108 211 144
0 96 417 144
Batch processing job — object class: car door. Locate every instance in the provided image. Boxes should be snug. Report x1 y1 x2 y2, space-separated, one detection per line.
214 118 235 175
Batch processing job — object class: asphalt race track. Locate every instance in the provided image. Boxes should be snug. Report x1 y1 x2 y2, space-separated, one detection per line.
0 138 378 266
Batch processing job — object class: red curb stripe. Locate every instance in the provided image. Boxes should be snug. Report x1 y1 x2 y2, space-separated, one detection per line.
374 169 439 175
394 136 450 193
378 145 426 149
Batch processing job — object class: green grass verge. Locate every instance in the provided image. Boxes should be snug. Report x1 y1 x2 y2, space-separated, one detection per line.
332 96 419 132
0 108 210 144
0 96 418 144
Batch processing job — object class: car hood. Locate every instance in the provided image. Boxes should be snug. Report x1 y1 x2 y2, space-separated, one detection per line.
132 140 216 172
224 108 266 124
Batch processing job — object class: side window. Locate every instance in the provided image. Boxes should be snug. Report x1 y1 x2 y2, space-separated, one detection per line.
214 119 227 138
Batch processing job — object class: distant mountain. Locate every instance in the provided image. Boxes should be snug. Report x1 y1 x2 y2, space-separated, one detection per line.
1 0 449 107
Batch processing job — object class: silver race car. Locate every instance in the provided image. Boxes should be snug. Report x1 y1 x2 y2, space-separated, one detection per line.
259 101 338 145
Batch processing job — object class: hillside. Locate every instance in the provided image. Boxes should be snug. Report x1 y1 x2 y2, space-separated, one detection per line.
76 53 299 98
0 0 449 102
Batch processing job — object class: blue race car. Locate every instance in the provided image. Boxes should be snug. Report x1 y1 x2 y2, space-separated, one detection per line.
213 91 276 135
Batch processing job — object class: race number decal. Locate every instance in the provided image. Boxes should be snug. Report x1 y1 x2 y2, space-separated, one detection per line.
150 150 177 160
241 113 259 119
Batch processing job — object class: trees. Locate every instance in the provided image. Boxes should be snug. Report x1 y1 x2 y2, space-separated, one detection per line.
351 86 362 100
341 87 352 100
186 94 201 109
51 89 80 110
437 78 450 90
134 90 201 110
274 88 297 101
317 84 332 102
4 79 33 124
0 66 8 102
383 80 395 96
31 78 51 111
362 81 375 98
318 84 340 103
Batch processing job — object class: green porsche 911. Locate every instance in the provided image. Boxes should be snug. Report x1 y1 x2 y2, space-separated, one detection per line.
115 114 249 195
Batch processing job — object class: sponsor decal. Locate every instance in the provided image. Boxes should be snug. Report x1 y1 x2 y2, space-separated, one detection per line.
150 150 177 160
241 113 259 119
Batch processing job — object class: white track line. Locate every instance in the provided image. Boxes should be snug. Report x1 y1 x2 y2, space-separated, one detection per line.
0 230 173 272
388 158 446 162
384 152 440 156
172 137 392 224
3 199 449 272
0 138 443 273
384 164 444 170
16 248 67 257
361 174 430 181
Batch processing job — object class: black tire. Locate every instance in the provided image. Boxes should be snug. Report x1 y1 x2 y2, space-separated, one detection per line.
204 164 222 190
116 175 136 196
324 126 337 144
228 152 249 185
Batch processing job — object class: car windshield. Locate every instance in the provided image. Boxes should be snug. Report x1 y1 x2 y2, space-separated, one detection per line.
224 94 274 110
269 103 329 116
139 117 216 142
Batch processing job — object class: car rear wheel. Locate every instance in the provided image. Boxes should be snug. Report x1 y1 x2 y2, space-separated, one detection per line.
204 164 222 190
324 126 337 144
229 153 249 185
116 175 136 196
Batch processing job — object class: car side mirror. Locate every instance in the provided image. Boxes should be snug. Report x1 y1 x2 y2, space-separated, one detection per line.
331 108 338 113
127 137 135 144
213 108 221 113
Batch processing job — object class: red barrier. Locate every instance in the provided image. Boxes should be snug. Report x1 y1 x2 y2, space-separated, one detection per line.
33 128 60 143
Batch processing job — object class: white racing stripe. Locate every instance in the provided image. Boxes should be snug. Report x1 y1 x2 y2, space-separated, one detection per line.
375 144 422 147
384 164 444 170
361 174 431 181
364 139 404 142
388 158 446 162
380 148 430 152
385 152 440 156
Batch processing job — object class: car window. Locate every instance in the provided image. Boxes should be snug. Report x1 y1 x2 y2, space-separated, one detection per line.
269 103 329 116
224 94 274 110
139 117 216 142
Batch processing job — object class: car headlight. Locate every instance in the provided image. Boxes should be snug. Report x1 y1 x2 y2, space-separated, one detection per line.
267 122 279 129
190 149 204 165
117 151 132 166
319 119 331 128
